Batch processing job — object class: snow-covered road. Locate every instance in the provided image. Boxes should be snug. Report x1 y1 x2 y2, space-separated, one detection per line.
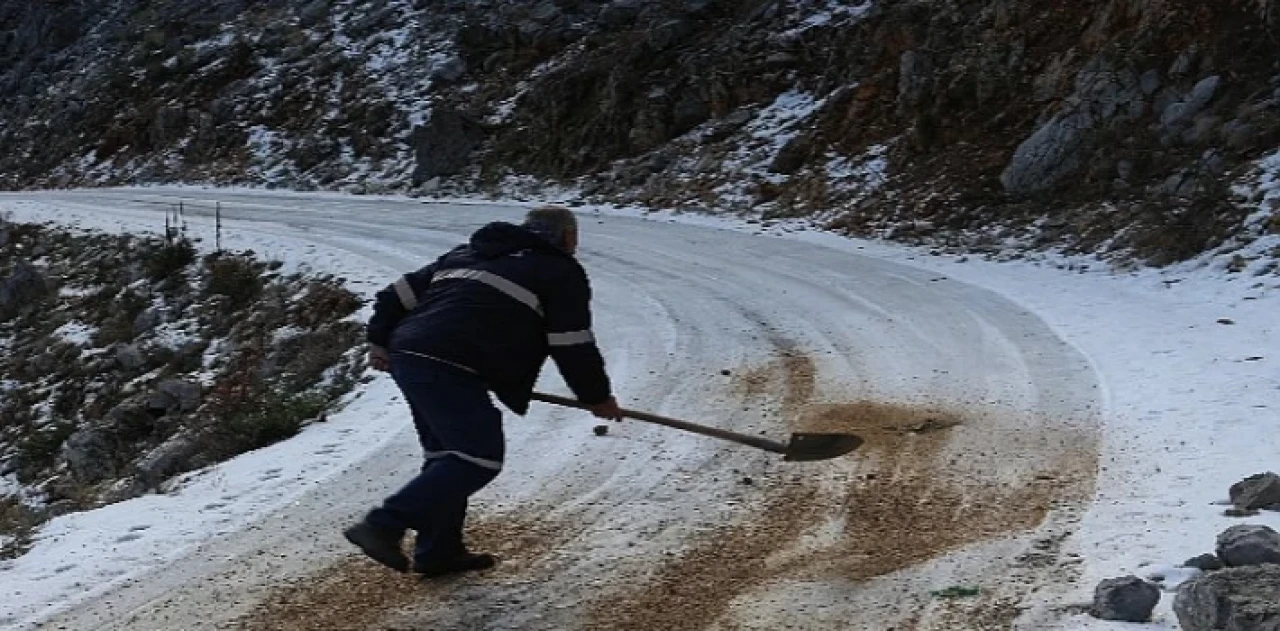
1 188 1272 630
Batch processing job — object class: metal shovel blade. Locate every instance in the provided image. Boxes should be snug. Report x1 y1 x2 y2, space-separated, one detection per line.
784 433 865 462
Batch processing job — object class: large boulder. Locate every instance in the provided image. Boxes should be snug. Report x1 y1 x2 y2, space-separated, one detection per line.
1230 472 1280 511
1175 565 1280 631
1160 75 1222 128
156 379 202 412
1217 524 1280 567
135 433 198 486
1090 575 1161 622
410 110 485 184
61 426 117 482
1000 61 1144 194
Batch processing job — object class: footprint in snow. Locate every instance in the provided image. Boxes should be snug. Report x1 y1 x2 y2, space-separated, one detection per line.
128 525 151 532
203 502 227 511
54 564 76 574
116 533 144 543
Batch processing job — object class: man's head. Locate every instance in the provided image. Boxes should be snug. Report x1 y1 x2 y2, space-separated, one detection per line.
523 206 579 254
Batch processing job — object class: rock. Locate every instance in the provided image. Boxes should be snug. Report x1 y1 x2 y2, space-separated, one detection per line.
1175 565 1280 631
30 351 57 375
1169 48 1197 78
593 424 609 436
897 50 934 112
1000 110 1092 194
1 261 50 316
115 343 146 370
145 389 178 416
680 0 715 14
648 19 693 52
135 433 198 486
1189 76 1223 110
410 110 485 183
1140 69 1162 96
429 55 467 83
598 0 642 28
132 308 161 337
1230 472 1280 510
1221 119 1257 150
671 92 710 133
107 401 150 425
770 133 812 174
529 0 561 23
1000 61 1143 194
1161 75 1222 128
1182 115 1221 145
61 427 116 482
764 52 798 66
1217 524 1280 567
1226 507 1261 518
99 477 146 504
1090 575 1160 622
1183 553 1226 571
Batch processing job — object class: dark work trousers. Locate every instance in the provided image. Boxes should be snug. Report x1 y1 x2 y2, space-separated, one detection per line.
366 352 505 566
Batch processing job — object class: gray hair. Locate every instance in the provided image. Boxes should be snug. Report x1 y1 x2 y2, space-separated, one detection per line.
522 205 578 247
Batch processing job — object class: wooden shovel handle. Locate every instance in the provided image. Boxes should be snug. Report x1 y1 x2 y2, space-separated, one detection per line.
530 392 789 455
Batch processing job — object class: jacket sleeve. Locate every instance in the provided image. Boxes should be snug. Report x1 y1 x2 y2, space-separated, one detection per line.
366 261 439 347
542 265 612 405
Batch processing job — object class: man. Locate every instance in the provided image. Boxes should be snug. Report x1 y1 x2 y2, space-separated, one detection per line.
344 206 622 577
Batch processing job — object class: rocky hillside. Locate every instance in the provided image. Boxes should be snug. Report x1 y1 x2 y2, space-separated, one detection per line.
0 216 365 558
3 0 1280 265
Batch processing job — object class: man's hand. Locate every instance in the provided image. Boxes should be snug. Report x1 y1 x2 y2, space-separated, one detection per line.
368 344 391 372
587 396 623 421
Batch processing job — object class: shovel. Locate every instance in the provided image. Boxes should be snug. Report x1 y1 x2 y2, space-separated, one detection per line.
531 392 863 462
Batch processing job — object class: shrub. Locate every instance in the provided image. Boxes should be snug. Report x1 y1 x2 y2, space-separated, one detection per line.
207 389 328 457
16 421 77 481
0 496 39 560
204 254 263 310
145 237 196 281
289 281 362 329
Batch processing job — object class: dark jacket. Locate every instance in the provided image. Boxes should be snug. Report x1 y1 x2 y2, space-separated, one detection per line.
366 222 612 414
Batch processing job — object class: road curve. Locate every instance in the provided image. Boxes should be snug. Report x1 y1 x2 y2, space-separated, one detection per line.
15 189 1101 631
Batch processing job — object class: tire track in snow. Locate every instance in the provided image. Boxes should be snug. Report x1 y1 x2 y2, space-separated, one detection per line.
589 345 1098 630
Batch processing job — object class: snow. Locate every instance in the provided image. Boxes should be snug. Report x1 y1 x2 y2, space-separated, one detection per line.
583 202 1280 629
0 377 409 628
779 0 875 38
745 89 825 150
151 320 202 349
51 321 98 347
2 188 1278 629
0 474 22 497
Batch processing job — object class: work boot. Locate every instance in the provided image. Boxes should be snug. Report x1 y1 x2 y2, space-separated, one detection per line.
415 551 497 578
343 521 409 573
